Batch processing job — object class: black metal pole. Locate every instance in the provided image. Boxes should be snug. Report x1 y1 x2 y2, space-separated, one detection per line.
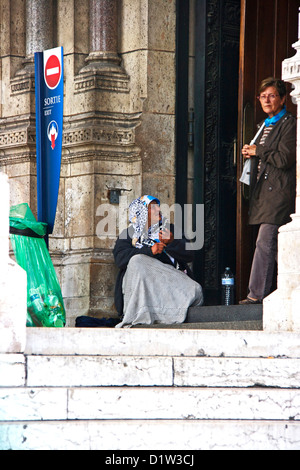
175 0 189 216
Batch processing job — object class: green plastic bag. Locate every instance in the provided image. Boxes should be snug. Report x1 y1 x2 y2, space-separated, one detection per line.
9 203 66 327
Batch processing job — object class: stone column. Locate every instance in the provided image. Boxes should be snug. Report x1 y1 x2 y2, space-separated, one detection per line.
87 0 120 70
77 0 129 91
16 0 54 76
63 0 140 325
3 0 55 220
263 9 300 332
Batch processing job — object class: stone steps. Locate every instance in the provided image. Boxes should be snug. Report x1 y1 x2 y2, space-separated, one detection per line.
135 320 262 329
2 419 300 451
135 304 263 329
187 303 262 323
23 327 300 357
1 327 300 450
7 353 300 388
2 386 300 421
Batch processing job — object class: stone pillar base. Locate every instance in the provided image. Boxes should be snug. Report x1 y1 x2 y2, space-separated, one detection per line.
74 65 130 95
263 214 300 332
263 290 292 332
0 260 27 353
0 173 27 353
60 251 118 327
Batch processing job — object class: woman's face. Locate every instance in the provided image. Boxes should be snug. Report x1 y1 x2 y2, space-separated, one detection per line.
147 201 161 227
258 86 285 117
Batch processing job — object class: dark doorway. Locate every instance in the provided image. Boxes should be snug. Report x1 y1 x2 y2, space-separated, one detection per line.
175 0 299 306
192 0 240 305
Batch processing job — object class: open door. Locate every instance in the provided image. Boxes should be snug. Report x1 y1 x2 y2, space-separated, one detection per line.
236 0 298 301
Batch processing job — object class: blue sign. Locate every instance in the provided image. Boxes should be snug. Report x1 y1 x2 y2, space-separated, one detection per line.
35 47 64 234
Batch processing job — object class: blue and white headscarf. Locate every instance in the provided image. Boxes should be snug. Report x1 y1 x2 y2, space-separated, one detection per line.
129 195 167 248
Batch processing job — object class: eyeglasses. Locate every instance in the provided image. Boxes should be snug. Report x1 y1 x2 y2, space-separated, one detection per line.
257 94 280 101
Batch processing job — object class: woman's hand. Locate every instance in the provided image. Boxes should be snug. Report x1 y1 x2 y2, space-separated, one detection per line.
159 228 174 245
242 144 257 158
151 242 166 255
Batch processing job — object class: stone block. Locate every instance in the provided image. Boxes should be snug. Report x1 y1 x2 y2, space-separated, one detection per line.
0 387 67 421
136 113 175 174
24 327 300 358
0 354 26 386
1 419 300 450
75 254 118 319
0 173 27 353
0 259 27 353
69 235 95 251
67 387 300 421
142 174 175 207
144 50 175 114
26 355 173 387
263 290 292 332
119 0 144 54
64 174 94 238
0 419 300 450
63 296 90 327
61 256 90 299
50 177 65 238
291 286 300 332
0 174 9 259
90 259 117 299
148 0 176 51
173 357 300 388
263 215 300 332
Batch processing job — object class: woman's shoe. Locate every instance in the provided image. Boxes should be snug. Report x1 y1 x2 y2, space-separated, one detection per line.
239 297 262 305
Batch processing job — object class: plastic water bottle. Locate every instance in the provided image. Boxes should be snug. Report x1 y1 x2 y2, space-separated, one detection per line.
45 290 65 327
221 267 235 305
29 288 44 313
28 287 50 326
46 290 60 310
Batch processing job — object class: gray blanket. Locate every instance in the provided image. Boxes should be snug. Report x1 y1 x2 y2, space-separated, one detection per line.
115 254 203 328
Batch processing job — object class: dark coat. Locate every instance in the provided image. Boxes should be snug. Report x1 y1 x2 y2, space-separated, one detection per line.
113 224 195 316
249 112 296 226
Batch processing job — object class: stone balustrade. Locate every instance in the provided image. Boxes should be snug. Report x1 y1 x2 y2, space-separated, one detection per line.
263 8 300 332
0 173 27 353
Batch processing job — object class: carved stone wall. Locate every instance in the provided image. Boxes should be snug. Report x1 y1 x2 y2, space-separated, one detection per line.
121 0 177 205
0 0 177 325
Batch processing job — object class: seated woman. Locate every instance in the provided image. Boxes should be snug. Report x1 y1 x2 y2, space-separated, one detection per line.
113 195 203 327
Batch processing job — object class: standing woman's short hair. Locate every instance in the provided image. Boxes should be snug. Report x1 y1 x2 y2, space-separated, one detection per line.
259 77 287 98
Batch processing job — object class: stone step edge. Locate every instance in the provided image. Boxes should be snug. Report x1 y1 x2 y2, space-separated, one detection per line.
1 419 300 450
1 387 300 422
24 327 300 358
134 320 262 330
187 304 262 323
2 353 300 388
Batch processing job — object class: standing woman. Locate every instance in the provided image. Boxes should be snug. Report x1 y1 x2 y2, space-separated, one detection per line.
240 77 296 304
113 195 203 327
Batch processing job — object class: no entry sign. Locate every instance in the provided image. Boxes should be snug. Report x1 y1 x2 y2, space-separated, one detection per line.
35 47 64 236
44 53 61 89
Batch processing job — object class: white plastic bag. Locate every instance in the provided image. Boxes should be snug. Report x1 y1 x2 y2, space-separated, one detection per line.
239 159 251 185
239 123 265 186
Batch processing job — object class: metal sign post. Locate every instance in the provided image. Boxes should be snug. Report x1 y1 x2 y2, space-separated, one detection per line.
35 47 64 245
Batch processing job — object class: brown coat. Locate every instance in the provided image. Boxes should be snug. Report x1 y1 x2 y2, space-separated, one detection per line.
248 112 296 226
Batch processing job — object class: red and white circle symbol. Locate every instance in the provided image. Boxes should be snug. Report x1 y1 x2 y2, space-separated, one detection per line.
44 54 61 89
47 120 59 150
